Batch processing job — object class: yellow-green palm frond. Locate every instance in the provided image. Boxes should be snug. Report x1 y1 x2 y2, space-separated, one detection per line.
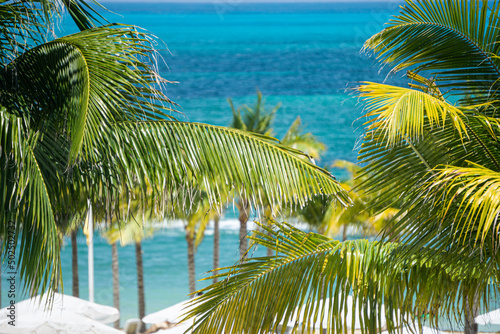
407 164 500 251
359 83 467 145
114 121 350 210
184 223 492 334
368 208 400 233
281 116 326 161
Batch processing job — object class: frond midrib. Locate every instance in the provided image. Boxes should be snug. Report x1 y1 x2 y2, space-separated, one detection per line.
58 39 91 164
118 120 345 196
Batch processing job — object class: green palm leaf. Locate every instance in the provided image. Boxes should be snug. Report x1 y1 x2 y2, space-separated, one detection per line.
0 111 60 295
184 223 492 334
364 0 500 103
109 121 350 209
2 24 176 165
394 164 500 252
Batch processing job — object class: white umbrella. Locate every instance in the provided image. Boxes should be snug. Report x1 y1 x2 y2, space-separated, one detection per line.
0 292 119 324
280 296 387 331
155 320 195 334
143 300 194 325
476 308 500 325
380 322 445 334
0 302 124 334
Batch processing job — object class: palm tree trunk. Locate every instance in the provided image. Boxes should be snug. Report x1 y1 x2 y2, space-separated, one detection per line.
135 241 145 333
71 230 79 297
238 198 249 258
186 232 196 295
111 242 120 329
213 215 220 284
0 239 2 308
342 225 348 241
464 292 479 334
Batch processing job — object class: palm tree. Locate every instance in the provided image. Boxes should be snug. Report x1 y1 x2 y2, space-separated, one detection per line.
281 116 326 163
102 221 122 329
229 90 281 258
0 0 348 297
295 166 376 242
70 229 79 297
212 213 221 283
108 218 154 333
185 201 214 295
184 1 500 334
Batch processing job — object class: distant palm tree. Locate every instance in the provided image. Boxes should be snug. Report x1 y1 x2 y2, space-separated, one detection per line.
281 116 326 163
70 230 79 298
172 190 217 294
229 90 281 258
297 160 398 241
111 220 153 333
102 190 156 332
229 99 328 257
102 221 123 329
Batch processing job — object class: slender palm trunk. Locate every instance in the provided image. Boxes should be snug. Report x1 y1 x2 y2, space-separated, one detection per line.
342 225 348 242
186 232 196 295
238 198 249 258
111 242 120 329
71 230 79 297
135 241 145 333
262 208 273 257
213 215 220 284
464 292 479 334
0 239 2 308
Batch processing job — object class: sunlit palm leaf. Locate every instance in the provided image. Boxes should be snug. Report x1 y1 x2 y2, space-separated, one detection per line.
359 82 467 145
111 121 350 209
185 223 491 334
397 164 500 251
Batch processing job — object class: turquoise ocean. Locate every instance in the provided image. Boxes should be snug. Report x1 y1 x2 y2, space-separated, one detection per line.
5 1 498 331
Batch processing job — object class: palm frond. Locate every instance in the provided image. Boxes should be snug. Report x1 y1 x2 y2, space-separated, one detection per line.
359 82 467 145
392 163 500 254
109 121 351 210
185 223 492 334
60 0 107 30
364 0 500 103
0 1 46 62
0 111 60 296
2 24 176 164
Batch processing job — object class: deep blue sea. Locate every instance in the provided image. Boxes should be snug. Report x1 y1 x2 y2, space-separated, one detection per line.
6 2 498 331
